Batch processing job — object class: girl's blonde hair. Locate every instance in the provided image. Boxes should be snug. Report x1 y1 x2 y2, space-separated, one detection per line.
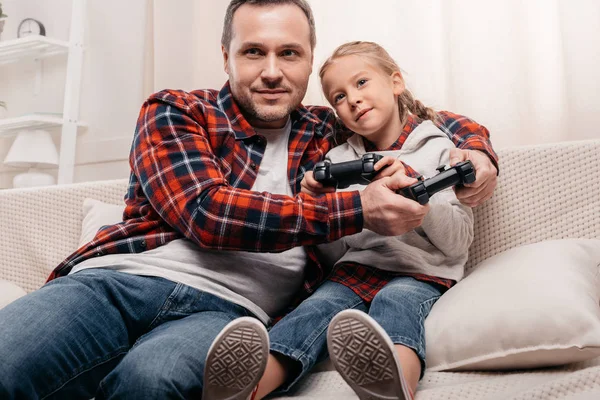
319 41 438 126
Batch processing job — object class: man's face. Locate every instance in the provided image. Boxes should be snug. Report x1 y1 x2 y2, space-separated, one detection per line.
222 4 313 129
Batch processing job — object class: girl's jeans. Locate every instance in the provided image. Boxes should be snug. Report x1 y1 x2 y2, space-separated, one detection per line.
269 277 443 393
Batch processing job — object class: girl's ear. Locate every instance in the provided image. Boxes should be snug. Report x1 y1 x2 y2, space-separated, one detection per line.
391 71 405 96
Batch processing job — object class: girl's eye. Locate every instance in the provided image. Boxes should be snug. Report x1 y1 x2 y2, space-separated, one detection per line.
357 79 367 87
334 93 345 104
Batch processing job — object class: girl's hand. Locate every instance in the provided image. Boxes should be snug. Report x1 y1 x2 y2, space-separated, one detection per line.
372 156 406 180
301 171 337 196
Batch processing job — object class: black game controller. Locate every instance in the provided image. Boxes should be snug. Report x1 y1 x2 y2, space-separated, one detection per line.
398 160 476 205
313 153 384 188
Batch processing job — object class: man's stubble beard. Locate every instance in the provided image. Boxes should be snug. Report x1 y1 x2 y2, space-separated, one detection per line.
235 86 308 124
239 98 296 123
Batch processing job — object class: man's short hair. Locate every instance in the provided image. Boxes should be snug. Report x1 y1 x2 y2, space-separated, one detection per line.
222 0 316 51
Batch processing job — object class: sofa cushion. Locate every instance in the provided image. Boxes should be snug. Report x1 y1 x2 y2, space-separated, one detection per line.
0 280 27 309
425 239 600 371
79 198 126 247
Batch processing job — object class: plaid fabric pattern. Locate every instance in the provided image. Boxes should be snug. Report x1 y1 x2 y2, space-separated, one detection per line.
48 82 497 312
434 111 498 171
329 262 453 303
363 114 420 152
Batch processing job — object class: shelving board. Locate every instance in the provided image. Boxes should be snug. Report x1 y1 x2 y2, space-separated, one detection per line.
0 114 85 136
0 36 70 66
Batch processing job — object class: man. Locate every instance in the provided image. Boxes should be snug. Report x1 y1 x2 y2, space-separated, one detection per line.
0 1 498 399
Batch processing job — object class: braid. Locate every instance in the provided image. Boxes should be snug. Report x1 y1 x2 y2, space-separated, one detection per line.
398 89 439 125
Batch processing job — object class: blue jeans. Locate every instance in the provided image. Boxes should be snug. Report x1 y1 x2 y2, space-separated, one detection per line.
0 269 253 399
269 277 443 393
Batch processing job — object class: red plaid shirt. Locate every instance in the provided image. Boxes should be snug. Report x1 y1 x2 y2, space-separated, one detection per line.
48 82 497 314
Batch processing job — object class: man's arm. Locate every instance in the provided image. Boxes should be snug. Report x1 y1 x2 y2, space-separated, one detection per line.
435 111 499 206
131 91 363 252
435 111 499 171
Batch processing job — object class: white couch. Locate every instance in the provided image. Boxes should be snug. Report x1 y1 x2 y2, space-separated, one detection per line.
1 139 600 399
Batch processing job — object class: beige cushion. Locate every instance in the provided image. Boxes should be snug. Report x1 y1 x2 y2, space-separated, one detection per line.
0 280 27 309
78 198 126 247
425 239 600 371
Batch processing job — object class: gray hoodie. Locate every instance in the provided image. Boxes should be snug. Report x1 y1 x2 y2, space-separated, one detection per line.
316 120 474 283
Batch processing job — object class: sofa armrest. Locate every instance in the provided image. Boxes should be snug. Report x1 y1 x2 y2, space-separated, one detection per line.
0 179 127 292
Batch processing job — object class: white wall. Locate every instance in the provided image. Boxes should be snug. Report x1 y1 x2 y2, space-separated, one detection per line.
306 0 600 149
152 0 228 92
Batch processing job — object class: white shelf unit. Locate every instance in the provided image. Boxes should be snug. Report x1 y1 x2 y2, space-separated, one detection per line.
0 114 86 137
0 36 69 65
0 0 87 185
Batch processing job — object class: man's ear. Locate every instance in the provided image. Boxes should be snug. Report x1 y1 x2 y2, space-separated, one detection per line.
391 71 405 95
222 45 230 74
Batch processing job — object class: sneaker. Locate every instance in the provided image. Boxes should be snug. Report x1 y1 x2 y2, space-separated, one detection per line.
327 309 413 400
202 317 269 400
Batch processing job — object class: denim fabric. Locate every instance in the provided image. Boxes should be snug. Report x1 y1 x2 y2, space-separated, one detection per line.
0 269 252 400
370 276 443 377
269 277 442 392
269 281 367 393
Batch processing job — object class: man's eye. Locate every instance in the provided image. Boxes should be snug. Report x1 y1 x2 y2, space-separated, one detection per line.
245 48 262 56
281 49 298 57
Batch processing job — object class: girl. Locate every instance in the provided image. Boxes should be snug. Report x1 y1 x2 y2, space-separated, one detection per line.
253 41 474 400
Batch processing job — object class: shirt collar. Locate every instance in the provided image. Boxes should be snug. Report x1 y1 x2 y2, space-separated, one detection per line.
363 114 423 152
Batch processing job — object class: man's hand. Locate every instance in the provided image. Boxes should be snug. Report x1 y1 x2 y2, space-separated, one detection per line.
300 171 336 197
449 148 498 207
360 170 430 236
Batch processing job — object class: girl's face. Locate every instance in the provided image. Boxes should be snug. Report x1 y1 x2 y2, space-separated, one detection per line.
321 55 405 149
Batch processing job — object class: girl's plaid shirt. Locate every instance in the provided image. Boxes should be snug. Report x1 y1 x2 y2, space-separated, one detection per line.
47 82 498 314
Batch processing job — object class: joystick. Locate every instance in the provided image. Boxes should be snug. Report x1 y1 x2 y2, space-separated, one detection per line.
313 153 384 188
397 160 476 205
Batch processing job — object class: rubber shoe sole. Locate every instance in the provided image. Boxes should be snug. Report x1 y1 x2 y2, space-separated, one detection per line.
202 317 269 400
327 309 412 400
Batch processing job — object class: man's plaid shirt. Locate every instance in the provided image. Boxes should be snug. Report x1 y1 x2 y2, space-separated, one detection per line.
48 82 498 313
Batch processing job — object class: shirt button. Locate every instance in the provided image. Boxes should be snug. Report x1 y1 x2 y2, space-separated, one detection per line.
140 240 146 248
251 162 257 170
96 252 102 256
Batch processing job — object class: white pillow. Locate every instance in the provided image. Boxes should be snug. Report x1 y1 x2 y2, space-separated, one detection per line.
425 239 600 371
79 198 126 247
0 281 27 309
